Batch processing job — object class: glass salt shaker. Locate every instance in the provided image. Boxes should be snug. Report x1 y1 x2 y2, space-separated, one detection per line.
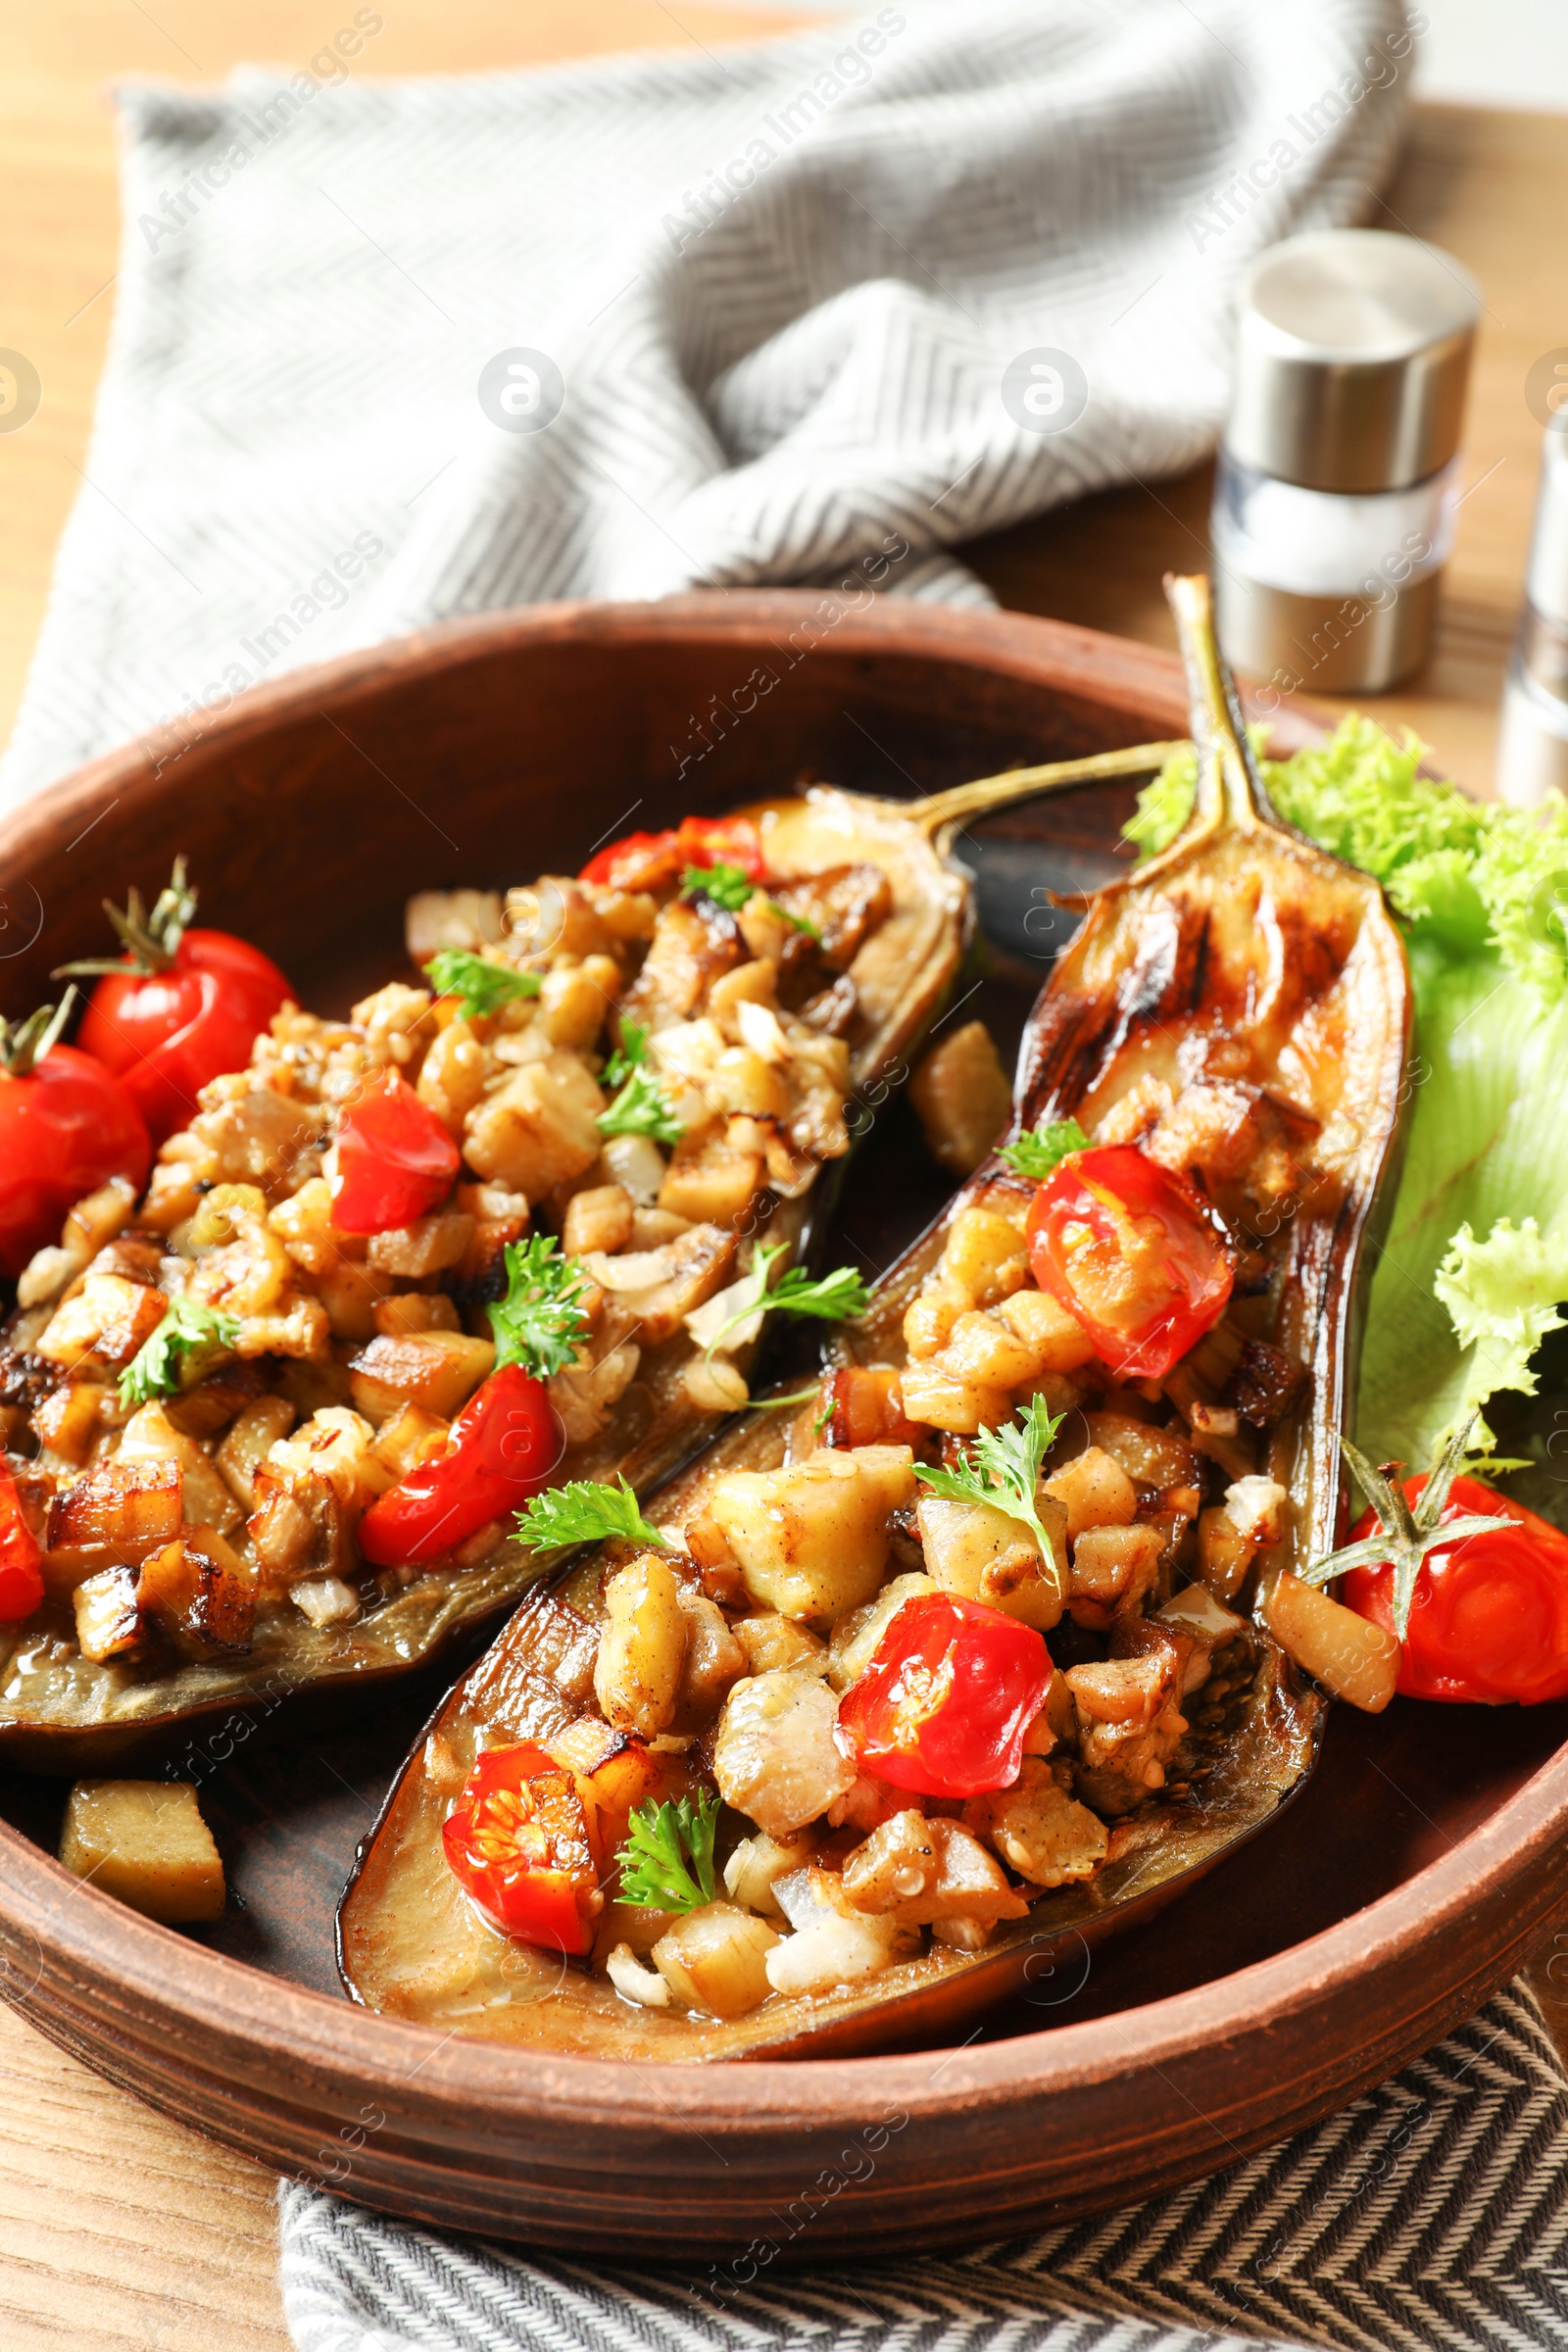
1212 228 1479 696
1495 418 1568 807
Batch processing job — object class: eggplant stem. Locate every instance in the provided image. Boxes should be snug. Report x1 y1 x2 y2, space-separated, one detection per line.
1165 571 1269 836
909 740 1187 838
906 570 1266 847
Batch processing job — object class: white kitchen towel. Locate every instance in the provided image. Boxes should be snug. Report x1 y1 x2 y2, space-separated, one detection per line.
277 1987 1568 2352
1 0 1417 804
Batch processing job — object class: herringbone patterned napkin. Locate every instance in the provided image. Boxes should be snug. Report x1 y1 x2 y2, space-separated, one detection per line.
278 1992 1568 2352
3 0 1410 803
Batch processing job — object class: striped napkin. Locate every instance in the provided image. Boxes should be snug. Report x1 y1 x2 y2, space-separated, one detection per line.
4 0 1410 801
277 1991 1568 2352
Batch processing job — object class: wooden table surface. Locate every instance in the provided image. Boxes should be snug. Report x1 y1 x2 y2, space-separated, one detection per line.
2 8 1566 2347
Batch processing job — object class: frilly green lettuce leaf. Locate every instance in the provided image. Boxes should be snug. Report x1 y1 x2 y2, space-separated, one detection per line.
1433 1216 1568 1442
1335 947 1568 1469
1379 848 1492 956
1467 800 1568 1004
1433 1215 1568 1380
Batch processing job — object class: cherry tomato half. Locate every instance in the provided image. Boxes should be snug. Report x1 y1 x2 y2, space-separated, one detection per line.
442 1741 603 1953
0 1036 150 1280
357 1363 560 1569
330 1068 461 1235
838 1592 1054 1799
0 1462 45 1623
1026 1144 1233 1381
579 814 765 894
1342 1473 1568 1705
77 928 292 1147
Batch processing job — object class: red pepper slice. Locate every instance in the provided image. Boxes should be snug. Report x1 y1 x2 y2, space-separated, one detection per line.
838 1592 1054 1799
579 814 765 894
1026 1144 1233 1381
330 1068 460 1235
442 1741 603 1953
358 1363 560 1569
0 1462 44 1623
1342 1473 1568 1705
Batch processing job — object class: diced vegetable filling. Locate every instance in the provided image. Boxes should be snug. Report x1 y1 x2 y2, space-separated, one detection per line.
0 842 899 1676
437 1118 1325 2022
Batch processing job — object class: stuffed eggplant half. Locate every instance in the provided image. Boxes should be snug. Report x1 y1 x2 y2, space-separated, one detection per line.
337 577 1412 2060
0 794 967 1769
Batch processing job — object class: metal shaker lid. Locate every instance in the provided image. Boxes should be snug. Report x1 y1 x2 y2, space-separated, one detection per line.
1525 418 1568 634
1225 228 1480 494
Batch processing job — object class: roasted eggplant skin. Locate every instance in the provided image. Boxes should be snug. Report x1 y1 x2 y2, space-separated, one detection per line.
0 790 968 1774
336 582 1412 2062
1016 796 1410 1577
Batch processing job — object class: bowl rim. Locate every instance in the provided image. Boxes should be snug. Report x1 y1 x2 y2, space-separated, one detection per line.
5 1729 1565 2124
0 586 1550 2153
0 585 1317 890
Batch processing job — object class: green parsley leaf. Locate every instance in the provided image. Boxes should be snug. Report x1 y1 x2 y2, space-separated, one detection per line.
682 860 754 912
914 1395 1067 1570
694 1245 870 1363
998 1116 1090 1181
687 1241 786 1359
598 1040 684 1146
489 1235 591 1379
118 1295 240 1408
600 1014 648 1091
424 948 541 1021
614 1791 719 1912
766 1263 871 1322
514 1475 669 1554
679 861 822 941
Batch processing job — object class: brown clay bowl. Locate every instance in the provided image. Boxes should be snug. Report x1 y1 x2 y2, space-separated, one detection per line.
2 590 1566 2256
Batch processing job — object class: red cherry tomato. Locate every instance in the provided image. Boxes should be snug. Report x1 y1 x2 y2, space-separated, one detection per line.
442 1741 603 1952
838 1592 1054 1799
580 814 765 893
330 1068 461 1235
1026 1144 1233 1381
357 1364 560 1568
1342 1473 1568 1705
0 1462 45 1623
62 863 292 1147
0 1033 150 1280
77 928 292 1147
